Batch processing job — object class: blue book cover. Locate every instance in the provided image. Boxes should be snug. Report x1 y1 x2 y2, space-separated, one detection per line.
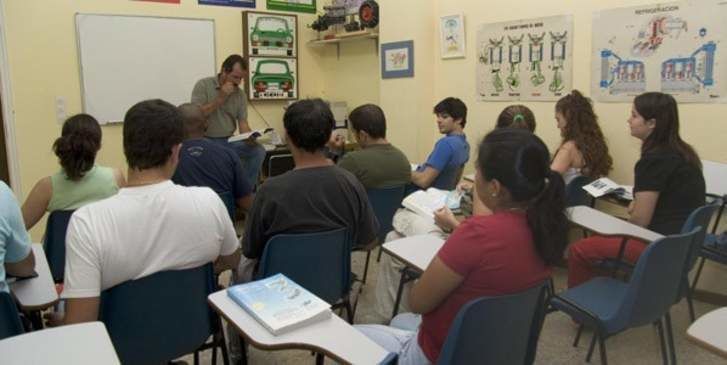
227 273 331 335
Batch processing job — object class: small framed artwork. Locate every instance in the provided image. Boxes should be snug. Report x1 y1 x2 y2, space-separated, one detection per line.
266 0 316 13
243 11 298 58
440 14 466 59
199 0 255 7
247 57 298 101
381 40 414 79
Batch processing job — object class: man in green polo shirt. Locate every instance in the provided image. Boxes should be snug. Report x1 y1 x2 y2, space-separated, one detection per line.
191 54 266 186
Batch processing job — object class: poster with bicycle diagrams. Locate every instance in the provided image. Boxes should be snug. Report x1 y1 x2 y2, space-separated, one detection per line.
592 1 727 103
476 15 573 102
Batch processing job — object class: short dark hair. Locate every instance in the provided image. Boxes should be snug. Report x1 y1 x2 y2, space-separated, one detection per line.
221 54 247 72
283 99 335 153
433 97 467 127
123 99 184 170
53 114 102 181
349 104 386 139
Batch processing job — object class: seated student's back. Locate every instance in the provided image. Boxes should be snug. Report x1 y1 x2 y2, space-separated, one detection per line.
0 182 34 293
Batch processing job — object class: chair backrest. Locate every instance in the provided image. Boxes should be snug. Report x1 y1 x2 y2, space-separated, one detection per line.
565 175 594 207
616 228 700 329
437 282 549 365
0 292 24 340
217 191 236 222
680 202 720 270
258 228 350 305
99 264 215 365
43 210 75 283
366 186 406 242
268 153 295 178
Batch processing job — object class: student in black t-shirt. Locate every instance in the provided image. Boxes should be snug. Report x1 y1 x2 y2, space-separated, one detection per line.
567 92 705 288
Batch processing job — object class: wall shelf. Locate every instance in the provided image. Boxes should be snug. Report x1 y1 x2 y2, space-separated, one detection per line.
308 31 379 59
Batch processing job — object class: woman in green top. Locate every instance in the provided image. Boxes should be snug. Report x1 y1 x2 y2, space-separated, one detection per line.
21 114 125 230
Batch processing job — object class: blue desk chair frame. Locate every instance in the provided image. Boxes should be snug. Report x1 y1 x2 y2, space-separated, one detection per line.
362 185 406 282
43 210 75 283
0 292 24 340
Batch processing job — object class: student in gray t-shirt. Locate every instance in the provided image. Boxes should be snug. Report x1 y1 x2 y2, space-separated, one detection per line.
337 104 411 189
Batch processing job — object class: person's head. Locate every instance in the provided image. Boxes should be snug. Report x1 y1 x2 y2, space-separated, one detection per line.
496 104 536 132
555 89 613 178
348 104 387 146
631 92 701 167
178 103 208 139
475 129 568 265
433 97 467 134
283 98 335 153
219 54 247 87
53 114 102 181
123 99 185 173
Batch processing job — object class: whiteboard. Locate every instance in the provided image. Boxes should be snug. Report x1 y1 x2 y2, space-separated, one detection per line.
75 14 216 124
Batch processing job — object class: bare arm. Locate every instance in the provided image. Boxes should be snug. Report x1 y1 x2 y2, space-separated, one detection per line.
236 195 254 212
64 297 100 325
411 166 440 189
550 142 574 175
214 247 242 274
21 177 52 230
408 256 464 314
5 250 35 277
238 119 252 134
629 191 659 228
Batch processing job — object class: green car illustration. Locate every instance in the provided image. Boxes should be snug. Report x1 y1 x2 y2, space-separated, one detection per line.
250 16 294 56
252 60 295 98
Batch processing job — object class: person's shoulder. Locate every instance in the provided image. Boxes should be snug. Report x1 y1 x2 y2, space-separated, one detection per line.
560 140 578 152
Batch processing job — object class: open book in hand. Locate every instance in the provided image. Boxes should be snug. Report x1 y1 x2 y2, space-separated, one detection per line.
583 177 633 200
402 188 463 222
227 273 331 336
227 128 275 143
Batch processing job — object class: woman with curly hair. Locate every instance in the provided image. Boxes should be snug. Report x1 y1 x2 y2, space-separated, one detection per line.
21 114 125 230
550 90 613 184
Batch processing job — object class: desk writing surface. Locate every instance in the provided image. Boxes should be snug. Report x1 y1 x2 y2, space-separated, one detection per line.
10 244 59 311
0 322 120 365
208 291 389 365
567 206 663 243
703 160 727 197
382 234 446 272
687 307 727 359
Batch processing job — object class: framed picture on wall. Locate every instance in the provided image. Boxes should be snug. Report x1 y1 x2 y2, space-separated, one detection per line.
247 57 298 101
266 0 316 13
440 14 465 59
243 11 298 58
198 0 255 7
381 40 414 79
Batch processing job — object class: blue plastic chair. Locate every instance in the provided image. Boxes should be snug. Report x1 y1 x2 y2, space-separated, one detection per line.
362 185 406 282
258 228 354 323
218 191 236 222
0 292 24 340
43 210 75 283
99 263 227 365
437 281 549 365
551 228 700 365
691 194 726 296
565 175 595 208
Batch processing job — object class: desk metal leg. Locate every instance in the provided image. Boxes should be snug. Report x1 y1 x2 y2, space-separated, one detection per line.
610 237 629 277
392 269 408 319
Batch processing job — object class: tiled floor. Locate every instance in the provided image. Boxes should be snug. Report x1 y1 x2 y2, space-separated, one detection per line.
182 249 725 364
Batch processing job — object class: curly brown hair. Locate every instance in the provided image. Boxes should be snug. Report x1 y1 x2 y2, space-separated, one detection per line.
555 90 613 179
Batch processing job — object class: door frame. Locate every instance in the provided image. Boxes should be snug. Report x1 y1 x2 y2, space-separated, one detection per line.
0 0 22 193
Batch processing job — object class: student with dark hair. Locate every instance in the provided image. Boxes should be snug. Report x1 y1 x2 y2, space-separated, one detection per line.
191 54 266 186
496 104 536 132
358 129 568 364
410 97 470 190
337 104 411 189
239 98 379 267
21 114 124 230
567 92 705 288
172 103 253 213
550 90 613 184
59 99 240 325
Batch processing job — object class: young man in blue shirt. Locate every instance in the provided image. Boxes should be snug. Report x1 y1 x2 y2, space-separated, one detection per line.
410 97 470 191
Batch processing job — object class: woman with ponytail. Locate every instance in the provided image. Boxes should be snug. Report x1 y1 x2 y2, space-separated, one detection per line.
496 104 537 132
551 90 613 184
21 114 125 230
358 129 569 364
567 92 705 288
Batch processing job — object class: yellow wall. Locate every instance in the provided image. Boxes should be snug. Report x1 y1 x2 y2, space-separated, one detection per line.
2 0 324 240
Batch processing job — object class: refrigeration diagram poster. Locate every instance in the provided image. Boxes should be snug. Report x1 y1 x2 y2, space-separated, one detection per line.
476 15 573 101
592 1 727 103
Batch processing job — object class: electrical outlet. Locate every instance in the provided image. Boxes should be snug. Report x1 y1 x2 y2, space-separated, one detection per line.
55 96 66 124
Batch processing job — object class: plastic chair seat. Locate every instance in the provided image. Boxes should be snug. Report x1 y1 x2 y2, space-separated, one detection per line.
551 277 628 334
701 233 727 264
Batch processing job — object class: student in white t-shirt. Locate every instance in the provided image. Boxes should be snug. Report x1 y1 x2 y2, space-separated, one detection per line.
60 99 241 325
